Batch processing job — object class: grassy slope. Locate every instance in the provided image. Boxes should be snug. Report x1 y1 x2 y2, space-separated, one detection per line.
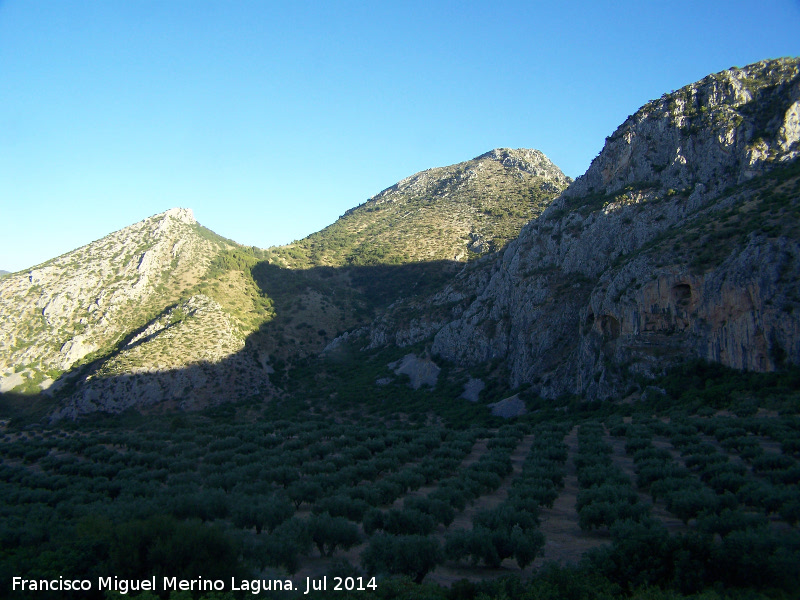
266 152 569 269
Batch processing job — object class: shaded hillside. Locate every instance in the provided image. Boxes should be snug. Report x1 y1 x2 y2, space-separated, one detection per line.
0 149 569 419
353 58 800 401
4 59 800 419
227 148 570 364
1 209 223 390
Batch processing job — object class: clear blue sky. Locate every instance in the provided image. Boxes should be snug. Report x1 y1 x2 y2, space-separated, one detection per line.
1 1 798 272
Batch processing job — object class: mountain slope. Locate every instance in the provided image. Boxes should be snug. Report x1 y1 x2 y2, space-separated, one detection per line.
234 148 570 363
267 148 570 268
359 58 800 401
1 149 570 418
0 209 277 416
4 58 798 417
2 209 208 387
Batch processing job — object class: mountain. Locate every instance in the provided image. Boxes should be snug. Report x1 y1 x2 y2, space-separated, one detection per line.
267 148 570 267
2 58 798 419
0 150 570 418
3 58 799 600
0 208 277 416
359 57 799 401
248 148 570 364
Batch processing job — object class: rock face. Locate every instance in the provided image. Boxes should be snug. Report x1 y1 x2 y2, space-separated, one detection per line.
1 209 203 382
488 394 527 418
387 353 441 389
1 149 568 418
51 294 275 419
567 60 800 201
461 377 485 402
377 58 800 400
257 147 572 365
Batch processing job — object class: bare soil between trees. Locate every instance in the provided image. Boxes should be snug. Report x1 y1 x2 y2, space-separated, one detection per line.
293 420 787 586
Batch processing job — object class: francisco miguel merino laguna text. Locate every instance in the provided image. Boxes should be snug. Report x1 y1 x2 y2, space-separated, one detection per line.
12 575 378 594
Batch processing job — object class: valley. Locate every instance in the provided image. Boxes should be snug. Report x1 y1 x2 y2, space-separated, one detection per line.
1 58 799 599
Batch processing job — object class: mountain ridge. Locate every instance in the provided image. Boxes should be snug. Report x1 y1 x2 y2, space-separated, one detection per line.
418 57 800 400
1 58 799 419
0 148 569 417
266 147 570 268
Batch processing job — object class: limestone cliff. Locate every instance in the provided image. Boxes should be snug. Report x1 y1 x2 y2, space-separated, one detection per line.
246 148 571 365
4 59 799 416
375 58 800 400
2 147 568 418
1 209 204 385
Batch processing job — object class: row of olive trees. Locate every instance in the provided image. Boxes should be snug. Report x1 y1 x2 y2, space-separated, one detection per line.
359 426 525 581
575 422 650 531
444 423 570 569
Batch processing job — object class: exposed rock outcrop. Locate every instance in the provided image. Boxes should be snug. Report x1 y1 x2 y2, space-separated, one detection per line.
0 209 212 390
0 208 280 414
269 148 571 268
387 353 441 389
5 59 799 416
386 58 800 400
488 394 527 418
461 377 485 402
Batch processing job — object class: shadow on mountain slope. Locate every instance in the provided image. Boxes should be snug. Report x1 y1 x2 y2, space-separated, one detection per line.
0 257 482 424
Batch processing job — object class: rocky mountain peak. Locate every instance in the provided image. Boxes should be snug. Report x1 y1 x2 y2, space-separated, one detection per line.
272 148 571 268
0 209 221 393
476 148 571 183
3 59 798 419
562 57 800 204
160 207 196 225
370 148 569 203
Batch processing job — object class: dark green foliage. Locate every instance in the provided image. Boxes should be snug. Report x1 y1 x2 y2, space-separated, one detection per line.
577 486 650 530
508 482 558 510
230 493 293 534
578 464 630 488
2 371 799 600
584 518 673 591
665 488 727 524
258 517 311 574
404 496 456 527
575 423 650 530
444 525 544 570
779 498 800 525
361 534 443 583
446 494 545 570
695 508 768 536
308 512 361 556
314 494 370 522
366 508 437 536
287 478 325 508
656 360 800 414
101 515 240 584
473 505 539 533
445 527 503 567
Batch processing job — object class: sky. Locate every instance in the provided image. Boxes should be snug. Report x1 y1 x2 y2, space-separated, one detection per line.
1 1 798 272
